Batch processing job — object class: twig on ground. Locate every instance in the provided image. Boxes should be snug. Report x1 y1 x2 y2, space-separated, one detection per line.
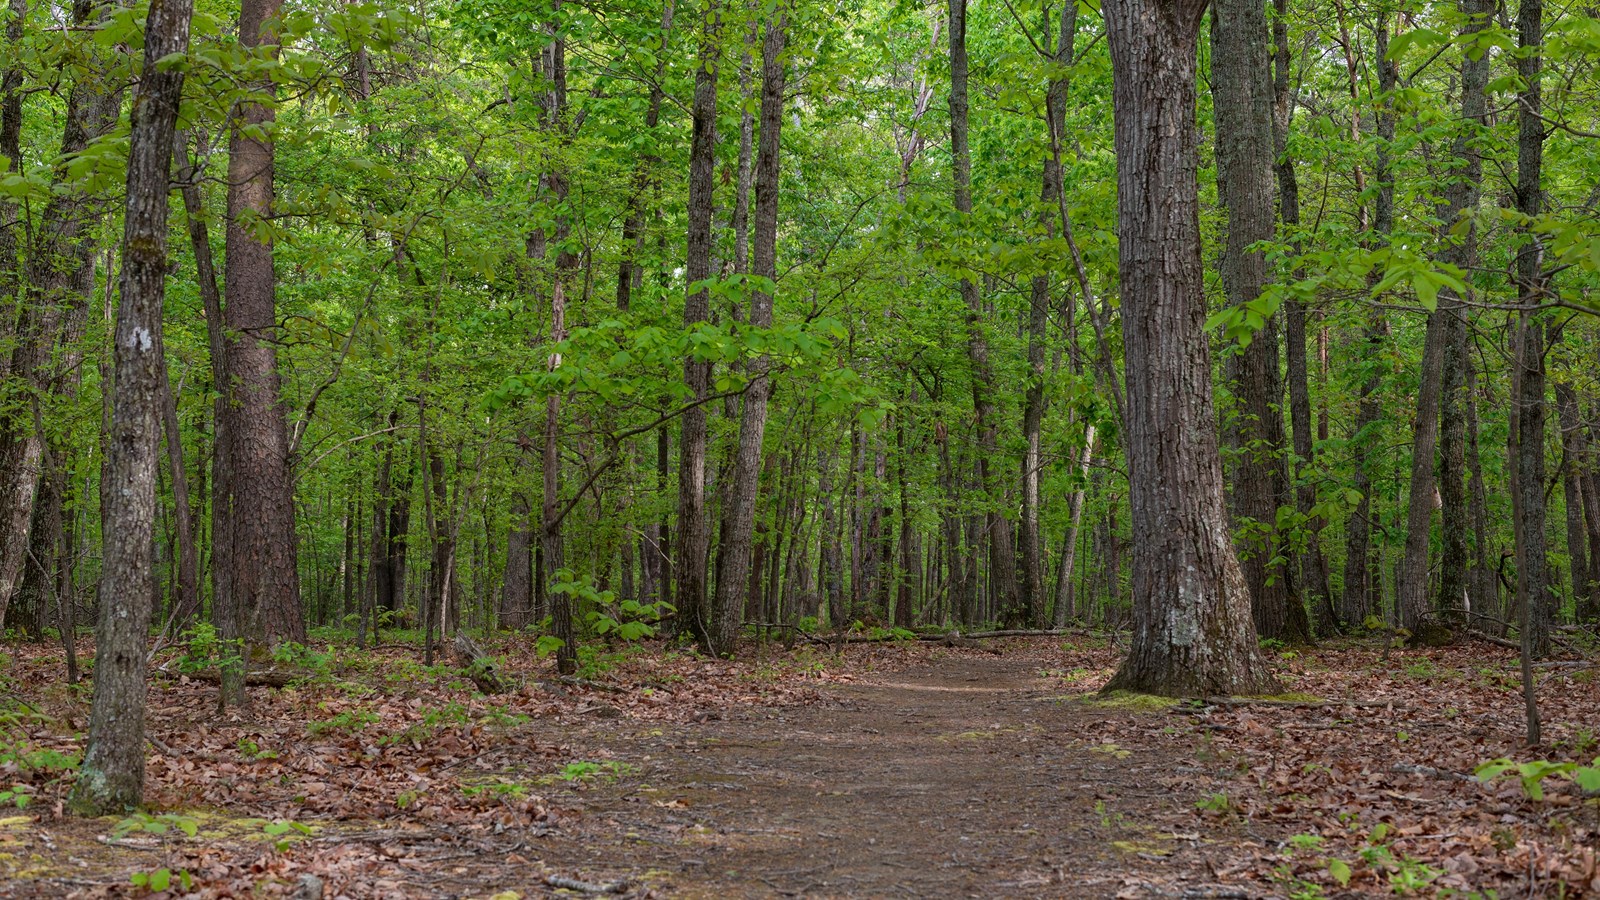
544 873 629 894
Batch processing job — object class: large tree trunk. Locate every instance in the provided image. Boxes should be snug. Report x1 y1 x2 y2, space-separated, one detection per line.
69 0 193 816
709 6 785 656
215 0 304 706
1211 0 1306 643
677 0 721 646
948 0 1020 626
1099 0 1277 697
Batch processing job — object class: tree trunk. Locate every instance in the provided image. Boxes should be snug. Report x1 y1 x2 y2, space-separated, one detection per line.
1464 357 1497 614
1022 3 1076 630
69 0 193 816
1053 426 1096 627
160 359 200 630
1272 0 1332 632
709 7 785 655
1437 0 1492 624
948 0 1020 626
1512 0 1551 656
0 0 119 630
1211 0 1306 644
216 0 304 701
677 0 721 646
817 444 842 625
1398 1 1491 636
501 493 533 628
1099 0 1277 697
1556 382 1589 612
0 0 26 375
1341 14 1397 629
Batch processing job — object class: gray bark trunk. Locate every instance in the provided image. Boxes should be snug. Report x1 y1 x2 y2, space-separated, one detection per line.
70 0 193 816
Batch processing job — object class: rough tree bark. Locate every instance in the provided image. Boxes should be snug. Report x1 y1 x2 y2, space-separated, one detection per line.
69 0 193 816
1099 0 1278 696
216 0 304 710
1436 0 1492 623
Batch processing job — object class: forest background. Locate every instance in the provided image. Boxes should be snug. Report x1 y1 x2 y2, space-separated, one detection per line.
0 0 1597 757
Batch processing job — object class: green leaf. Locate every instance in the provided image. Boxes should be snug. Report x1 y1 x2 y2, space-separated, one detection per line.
1328 858 1351 887
1574 766 1600 793
1415 274 1439 311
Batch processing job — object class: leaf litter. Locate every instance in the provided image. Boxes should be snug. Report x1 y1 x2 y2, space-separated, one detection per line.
0 634 1594 897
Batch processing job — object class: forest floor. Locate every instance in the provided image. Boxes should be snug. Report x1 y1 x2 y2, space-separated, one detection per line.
0 632 1598 898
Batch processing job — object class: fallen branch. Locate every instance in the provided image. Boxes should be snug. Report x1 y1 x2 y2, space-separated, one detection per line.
1465 628 1580 654
544 874 629 894
1464 629 1523 651
558 675 627 694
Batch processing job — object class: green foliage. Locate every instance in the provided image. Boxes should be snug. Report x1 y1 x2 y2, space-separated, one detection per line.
270 642 337 678
261 819 314 852
1475 757 1600 800
113 812 199 839
551 760 636 783
174 623 243 676
236 738 279 762
379 701 472 747
306 706 379 737
130 868 192 894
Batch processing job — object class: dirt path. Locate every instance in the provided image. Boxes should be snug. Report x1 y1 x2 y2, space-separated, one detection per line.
521 653 1256 898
